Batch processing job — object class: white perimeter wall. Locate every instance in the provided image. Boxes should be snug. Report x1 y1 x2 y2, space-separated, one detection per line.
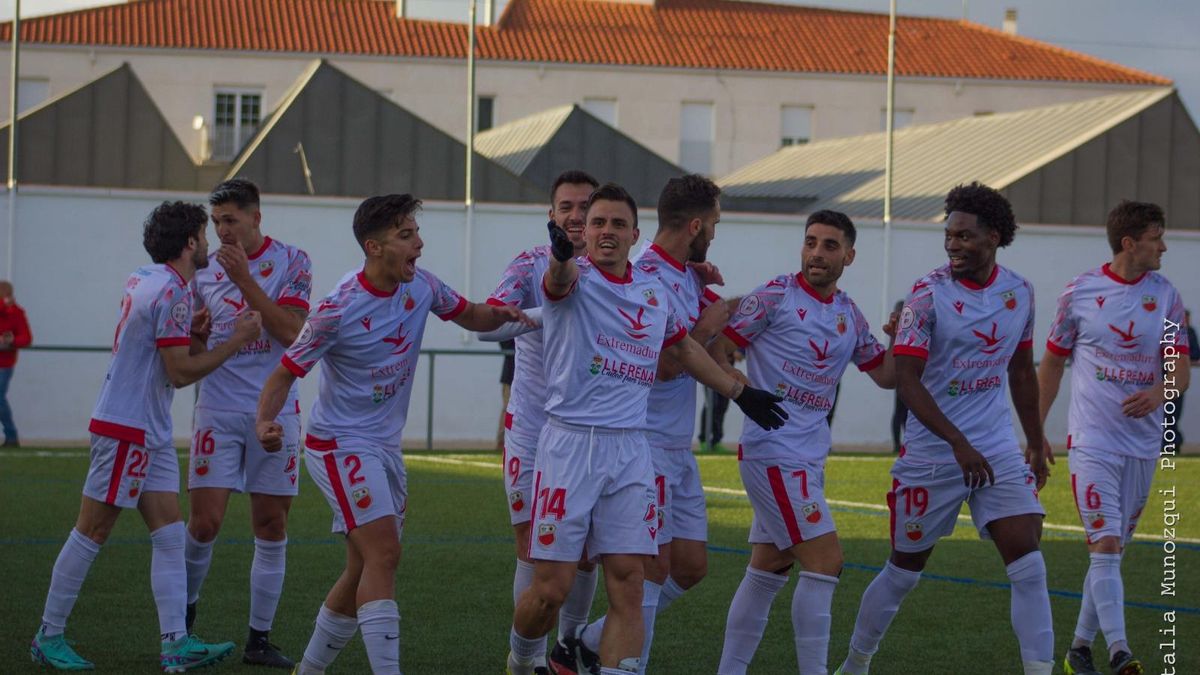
1 186 1197 449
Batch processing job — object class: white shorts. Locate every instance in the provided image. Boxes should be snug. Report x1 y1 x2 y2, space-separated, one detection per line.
188 408 301 495
528 418 657 562
651 446 708 545
888 450 1044 552
304 435 407 536
82 435 178 509
502 413 540 526
1068 446 1154 545
741 457 835 549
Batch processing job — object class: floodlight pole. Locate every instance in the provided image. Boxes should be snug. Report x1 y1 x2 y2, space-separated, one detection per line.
6 0 20 280
880 0 896 328
463 0 477 344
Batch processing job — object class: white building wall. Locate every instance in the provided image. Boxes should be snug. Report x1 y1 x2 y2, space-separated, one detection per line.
0 46 1150 175
2 187 1197 449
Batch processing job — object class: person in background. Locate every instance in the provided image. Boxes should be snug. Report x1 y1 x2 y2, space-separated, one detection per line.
0 280 32 448
497 339 516 452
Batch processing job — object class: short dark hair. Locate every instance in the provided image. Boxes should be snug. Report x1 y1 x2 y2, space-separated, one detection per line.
209 177 261 211
805 209 856 246
550 170 599 204
1106 200 1164 254
586 183 638 227
657 174 721 231
352 194 422 249
944 182 1017 248
143 201 207 263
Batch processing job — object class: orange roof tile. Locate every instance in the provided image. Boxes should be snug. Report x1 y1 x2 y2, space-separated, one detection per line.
0 0 1170 86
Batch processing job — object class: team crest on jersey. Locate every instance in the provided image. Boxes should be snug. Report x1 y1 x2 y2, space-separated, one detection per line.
1142 295 1157 311
537 523 556 546
128 479 142 499
195 457 210 476
509 491 525 512
589 355 603 375
258 260 274 277
836 314 847 335
739 295 760 317
352 487 372 509
401 289 415 311
899 306 915 329
774 382 787 398
643 288 659 307
1085 512 1106 529
1001 290 1017 310
797 308 808 321
170 301 190 326
905 521 923 541
801 502 821 524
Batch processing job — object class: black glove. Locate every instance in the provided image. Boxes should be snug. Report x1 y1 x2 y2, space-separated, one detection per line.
547 220 574 262
734 386 789 431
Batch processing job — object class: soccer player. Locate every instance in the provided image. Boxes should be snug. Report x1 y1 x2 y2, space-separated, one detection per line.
564 174 737 674
834 183 1054 675
257 194 528 675
30 201 262 672
711 210 895 675
1040 201 1190 675
485 169 601 675
183 179 312 667
507 183 787 675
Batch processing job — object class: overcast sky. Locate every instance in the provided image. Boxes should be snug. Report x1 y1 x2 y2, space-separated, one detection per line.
7 0 1199 114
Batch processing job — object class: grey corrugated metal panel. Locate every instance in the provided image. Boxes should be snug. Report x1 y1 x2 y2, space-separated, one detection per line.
0 63 198 190
474 105 574 175
720 88 1173 220
229 60 542 202
520 106 687 207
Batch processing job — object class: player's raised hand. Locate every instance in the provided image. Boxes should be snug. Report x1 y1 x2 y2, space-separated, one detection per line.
951 440 994 488
697 295 739 332
216 243 251 284
883 310 901 338
1120 386 1162 418
491 302 537 328
234 310 263 343
190 307 212 342
687 260 725 286
256 420 284 452
1026 442 1050 490
734 386 789 430
547 219 574 262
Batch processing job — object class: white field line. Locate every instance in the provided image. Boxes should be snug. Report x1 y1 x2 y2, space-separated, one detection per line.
7 450 1196 546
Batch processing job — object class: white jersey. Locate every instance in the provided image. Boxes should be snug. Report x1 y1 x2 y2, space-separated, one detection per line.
283 268 466 450
725 273 884 462
89 264 194 450
894 264 1035 464
1046 263 1188 459
542 257 687 429
192 236 312 413
635 244 722 449
487 244 554 436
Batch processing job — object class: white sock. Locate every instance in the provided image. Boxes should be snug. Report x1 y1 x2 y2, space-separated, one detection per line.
558 567 599 642
150 522 188 642
793 572 838 675
510 625 545 662
1086 552 1128 657
656 577 687 615
581 616 604 653
250 537 287 632
1072 566 1099 648
41 529 101 637
840 561 921 675
358 599 401 675
601 662 640 675
640 580 663 672
514 559 535 608
718 566 788 675
1022 659 1054 675
301 604 358 672
184 529 215 605
1006 551 1054 664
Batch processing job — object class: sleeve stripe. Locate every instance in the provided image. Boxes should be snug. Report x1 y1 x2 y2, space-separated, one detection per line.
542 276 577 302
893 345 929 361
1045 340 1072 357
485 297 508 307
663 327 688 349
156 337 192 348
722 325 750 349
277 297 310 311
702 288 721 304
857 350 885 372
436 296 469 321
281 355 309 377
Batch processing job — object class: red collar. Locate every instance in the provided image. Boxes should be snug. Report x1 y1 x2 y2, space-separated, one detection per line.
955 264 999 290
357 270 397 297
649 243 686 272
1102 262 1147 286
587 256 633 284
795 272 835 304
165 262 187 285
247 236 272 261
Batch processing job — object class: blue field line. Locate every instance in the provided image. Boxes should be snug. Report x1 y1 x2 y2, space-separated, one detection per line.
705 543 1198 615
